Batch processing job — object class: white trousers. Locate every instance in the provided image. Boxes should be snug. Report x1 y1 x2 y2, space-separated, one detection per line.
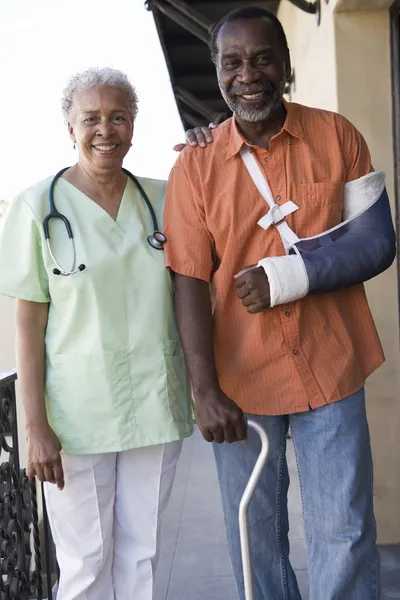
44 441 182 600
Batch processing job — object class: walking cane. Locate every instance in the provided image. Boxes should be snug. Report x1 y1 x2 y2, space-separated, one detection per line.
238 419 269 600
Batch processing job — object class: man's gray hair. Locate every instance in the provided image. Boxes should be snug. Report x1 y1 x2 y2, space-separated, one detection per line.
61 67 139 122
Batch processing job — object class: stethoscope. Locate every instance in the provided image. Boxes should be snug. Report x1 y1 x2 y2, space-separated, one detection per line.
44 167 167 276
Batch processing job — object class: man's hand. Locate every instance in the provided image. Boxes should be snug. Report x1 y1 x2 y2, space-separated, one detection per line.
173 122 218 152
26 422 65 490
235 266 271 314
195 389 247 444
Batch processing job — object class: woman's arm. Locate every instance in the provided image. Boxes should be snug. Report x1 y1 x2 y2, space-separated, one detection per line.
16 299 64 489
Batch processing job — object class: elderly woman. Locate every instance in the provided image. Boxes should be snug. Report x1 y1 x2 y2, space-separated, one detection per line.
0 67 194 600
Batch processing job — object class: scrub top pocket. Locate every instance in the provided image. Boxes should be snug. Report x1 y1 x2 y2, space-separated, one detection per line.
162 340 193 425
46 349 136 443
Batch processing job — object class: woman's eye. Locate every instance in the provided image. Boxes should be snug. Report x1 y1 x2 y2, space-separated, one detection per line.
84 117 96 124
112 115 124 123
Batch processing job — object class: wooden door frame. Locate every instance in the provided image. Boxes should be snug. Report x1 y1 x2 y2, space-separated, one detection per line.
391 0 400 303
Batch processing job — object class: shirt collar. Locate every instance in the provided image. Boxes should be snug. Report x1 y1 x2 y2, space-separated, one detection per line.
225 99 305 160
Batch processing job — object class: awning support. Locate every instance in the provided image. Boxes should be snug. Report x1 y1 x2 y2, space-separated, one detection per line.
286 0 322 25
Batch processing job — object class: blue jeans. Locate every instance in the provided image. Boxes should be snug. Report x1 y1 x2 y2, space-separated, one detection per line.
213 389 380 600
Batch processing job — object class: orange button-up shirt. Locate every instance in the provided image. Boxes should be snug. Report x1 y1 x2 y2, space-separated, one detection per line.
164 101 384 415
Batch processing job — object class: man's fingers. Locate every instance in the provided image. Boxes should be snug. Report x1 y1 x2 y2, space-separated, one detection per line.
235 275 247 289
237 285 251 300
235 419 248 443
53 461 65 490
173 143 186 152
247 303 263 314
199 426 214 443
212 426 225 444
209 122 218 129
242 293 257 308
223 423 236 444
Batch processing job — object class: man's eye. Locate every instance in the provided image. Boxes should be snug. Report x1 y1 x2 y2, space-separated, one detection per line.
256 55 272 64
224 60 239 69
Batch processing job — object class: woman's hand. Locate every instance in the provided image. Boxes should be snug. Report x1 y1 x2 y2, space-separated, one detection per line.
26 422 64 490
173 122 218 152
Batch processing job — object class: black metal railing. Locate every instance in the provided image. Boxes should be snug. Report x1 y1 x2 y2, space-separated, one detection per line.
0 372 57 600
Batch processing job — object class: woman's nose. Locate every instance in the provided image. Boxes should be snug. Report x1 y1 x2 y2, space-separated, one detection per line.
97 121 113 138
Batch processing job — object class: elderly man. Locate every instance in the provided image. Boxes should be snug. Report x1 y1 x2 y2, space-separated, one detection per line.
164 6 395 600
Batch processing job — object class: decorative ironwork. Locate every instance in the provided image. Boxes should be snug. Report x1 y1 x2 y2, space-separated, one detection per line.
0 372 56 599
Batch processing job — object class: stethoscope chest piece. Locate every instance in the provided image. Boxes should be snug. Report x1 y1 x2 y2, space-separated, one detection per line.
148 231 167 250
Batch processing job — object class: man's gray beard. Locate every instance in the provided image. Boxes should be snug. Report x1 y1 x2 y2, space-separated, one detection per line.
219 80 286 124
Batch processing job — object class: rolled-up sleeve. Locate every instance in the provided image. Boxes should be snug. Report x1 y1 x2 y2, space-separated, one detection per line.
164 161 213 284
0 196 49 302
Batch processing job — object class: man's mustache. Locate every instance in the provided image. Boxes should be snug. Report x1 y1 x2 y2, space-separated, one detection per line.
228 80 276 97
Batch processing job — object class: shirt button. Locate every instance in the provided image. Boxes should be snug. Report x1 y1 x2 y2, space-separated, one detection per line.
276 195 281 201
293 349 298 355
285 311 290 317
264 157 268 162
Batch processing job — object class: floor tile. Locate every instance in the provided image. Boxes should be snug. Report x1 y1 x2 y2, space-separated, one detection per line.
380 544 400 570
167 576 238 600
289 514 305 540
177 509 229 547
154 585 168 600
295 569 310 600
171 543 233 579
290 538 308 571
381 566 400 598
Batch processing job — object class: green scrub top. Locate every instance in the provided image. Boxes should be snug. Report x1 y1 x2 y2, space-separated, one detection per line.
0 174 194 454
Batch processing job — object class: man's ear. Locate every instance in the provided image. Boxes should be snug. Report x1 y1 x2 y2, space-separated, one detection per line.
283 50 292 83
284 62 292 84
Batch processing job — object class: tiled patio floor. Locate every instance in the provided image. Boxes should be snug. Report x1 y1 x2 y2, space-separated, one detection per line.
155 428 400 600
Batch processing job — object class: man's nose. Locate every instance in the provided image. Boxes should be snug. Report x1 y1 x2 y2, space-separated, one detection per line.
237 61 261 85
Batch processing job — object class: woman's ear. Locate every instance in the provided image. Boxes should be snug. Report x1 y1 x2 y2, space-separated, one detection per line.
67 122 76 144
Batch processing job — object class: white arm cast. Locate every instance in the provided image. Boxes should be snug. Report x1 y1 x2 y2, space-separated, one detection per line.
257 254 309 308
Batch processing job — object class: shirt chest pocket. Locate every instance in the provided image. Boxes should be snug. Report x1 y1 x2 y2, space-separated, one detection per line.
288 181 344 239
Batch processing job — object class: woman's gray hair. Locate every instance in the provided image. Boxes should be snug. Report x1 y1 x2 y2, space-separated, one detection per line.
61 67 139 122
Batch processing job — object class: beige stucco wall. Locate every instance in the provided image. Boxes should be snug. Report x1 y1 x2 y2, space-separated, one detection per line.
278 0 400 543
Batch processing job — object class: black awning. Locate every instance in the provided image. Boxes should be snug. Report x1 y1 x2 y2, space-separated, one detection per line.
145 0 279 130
